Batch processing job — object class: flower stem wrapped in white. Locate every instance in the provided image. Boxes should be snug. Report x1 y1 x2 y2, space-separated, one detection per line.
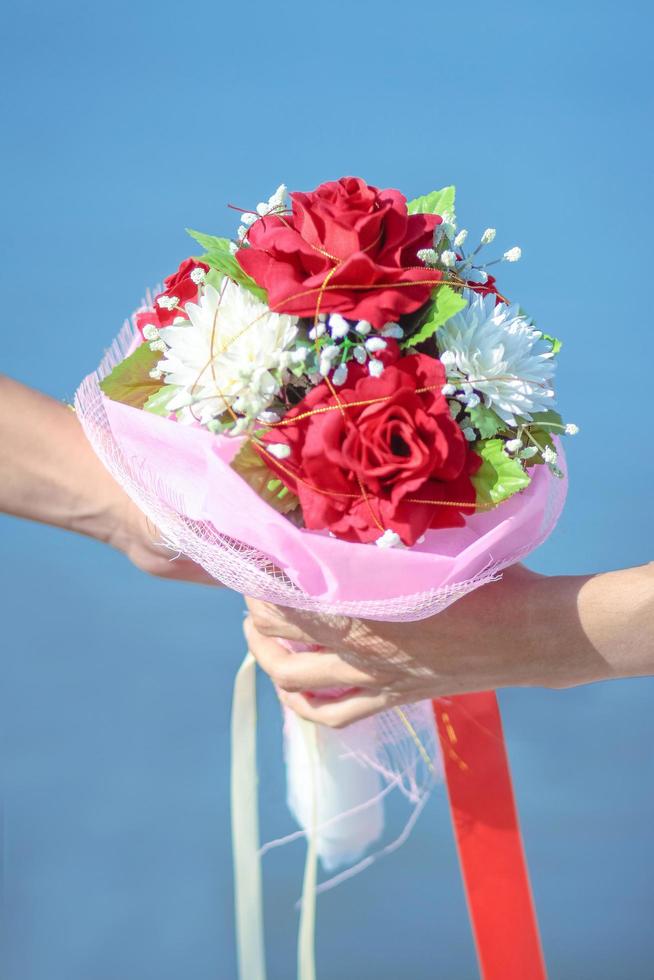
284 708 384 871
157 281 298 427
436 290 556 425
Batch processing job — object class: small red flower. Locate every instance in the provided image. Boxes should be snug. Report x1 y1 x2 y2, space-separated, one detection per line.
153 258 210 327
135 309 160 339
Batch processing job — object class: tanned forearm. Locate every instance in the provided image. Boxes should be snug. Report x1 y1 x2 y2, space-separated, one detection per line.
0 376 122 540
0 376 215 583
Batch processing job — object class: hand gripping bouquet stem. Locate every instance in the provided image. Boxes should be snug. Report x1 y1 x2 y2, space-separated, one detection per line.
75 178 573 980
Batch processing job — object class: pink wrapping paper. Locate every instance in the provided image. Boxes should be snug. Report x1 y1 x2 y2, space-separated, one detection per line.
102 393 567 603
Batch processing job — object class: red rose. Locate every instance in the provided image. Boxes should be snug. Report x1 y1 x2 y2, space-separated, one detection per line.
261 354 480 546
236 177 443 329
152 258 209 327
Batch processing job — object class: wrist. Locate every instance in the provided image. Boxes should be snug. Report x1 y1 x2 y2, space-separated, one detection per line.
523 572 616 690
67 481 129 547
54 407 137 551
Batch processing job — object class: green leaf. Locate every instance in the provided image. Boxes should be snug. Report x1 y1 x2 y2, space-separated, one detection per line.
231 440 300 516
205 267 225 290
526 410 564 433
507 412 564 467
467 405 504 439
471 438 531 506
186 229 231 253
186 229 268 302
143 384 178 416
402 285 466 348
541 332 562 355
523 428 555 467
407 185 456 221
289 361 309 378
99 343 163 409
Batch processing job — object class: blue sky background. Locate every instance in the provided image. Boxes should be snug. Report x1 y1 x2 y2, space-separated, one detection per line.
1 0 653 977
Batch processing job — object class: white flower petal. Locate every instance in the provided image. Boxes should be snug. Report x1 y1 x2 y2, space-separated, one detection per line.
156 280 298 427
436 290 556 425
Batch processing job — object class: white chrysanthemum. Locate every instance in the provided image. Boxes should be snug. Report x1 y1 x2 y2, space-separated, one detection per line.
157 281 298 426
436 290 556 424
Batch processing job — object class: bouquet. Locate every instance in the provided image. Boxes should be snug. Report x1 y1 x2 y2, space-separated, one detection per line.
75 177 574 980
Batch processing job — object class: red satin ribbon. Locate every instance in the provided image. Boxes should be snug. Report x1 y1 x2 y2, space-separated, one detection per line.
433 692 547 980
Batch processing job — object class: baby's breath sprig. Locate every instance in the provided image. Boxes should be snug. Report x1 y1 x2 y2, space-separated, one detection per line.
416 214 523 286
293 313 405 388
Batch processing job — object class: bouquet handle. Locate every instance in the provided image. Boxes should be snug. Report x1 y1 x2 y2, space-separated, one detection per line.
434 693 547 980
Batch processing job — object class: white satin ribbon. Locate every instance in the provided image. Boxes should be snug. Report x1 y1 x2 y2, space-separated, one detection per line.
297 718 318 980
231 651 267 980
231 652 318 980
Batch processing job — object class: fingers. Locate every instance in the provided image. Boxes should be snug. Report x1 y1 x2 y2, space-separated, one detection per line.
245 596 354 647
244 609 419 728
245 599 315 643
277 689 392 728
243 617 376 692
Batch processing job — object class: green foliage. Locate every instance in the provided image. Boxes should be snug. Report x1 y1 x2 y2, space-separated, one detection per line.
467 405 505 439
187 229 229 253
289 345 313 378
186 229 268 302
231 440 300 515
402 285 466 348
99 343 163 409
541 332 562 355
513 410 563 465
406 185 456 221
143 384 178 416
524 429 555 466
204 267 225 291
527 410 564 433
471 438 531 506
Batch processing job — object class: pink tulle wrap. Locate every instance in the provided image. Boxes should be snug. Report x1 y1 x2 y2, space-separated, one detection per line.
75 323 566 618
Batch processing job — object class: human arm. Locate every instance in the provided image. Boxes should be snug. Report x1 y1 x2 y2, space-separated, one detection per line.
0 375 215 583
244 561 654 727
